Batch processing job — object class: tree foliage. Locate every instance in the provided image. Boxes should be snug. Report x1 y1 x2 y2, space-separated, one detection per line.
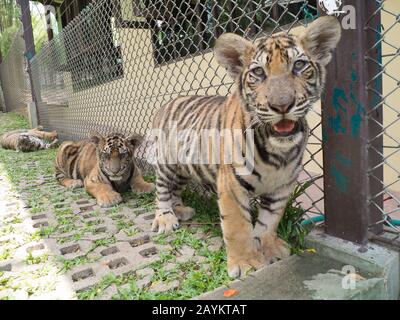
0 0 20 32
0 0 21 58
0 1 49 59
31 6 47 53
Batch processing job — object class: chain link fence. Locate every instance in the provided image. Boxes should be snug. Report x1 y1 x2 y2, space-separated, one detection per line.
26 0 323 222
0 26 31 115
366 0 400 246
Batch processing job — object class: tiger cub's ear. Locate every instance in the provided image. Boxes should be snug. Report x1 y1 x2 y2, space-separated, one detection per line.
300 16 341 66
89 131 104 145
125 133 143 150
214 33 254 79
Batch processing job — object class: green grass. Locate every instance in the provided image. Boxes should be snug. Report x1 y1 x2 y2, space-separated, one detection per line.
77 245 231 300
278 178 319 254
25 252 49 265
0 248 12 261
57 256 92 273
77 273 124 300
0 113 30 132
125 189 156 211
181 182 312 253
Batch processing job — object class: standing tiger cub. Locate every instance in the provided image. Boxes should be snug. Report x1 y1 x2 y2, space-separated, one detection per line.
55 132 154 208
151 17 341 277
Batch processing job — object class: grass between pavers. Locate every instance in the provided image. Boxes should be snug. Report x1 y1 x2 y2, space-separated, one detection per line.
74 189 231 299
0 112 313 300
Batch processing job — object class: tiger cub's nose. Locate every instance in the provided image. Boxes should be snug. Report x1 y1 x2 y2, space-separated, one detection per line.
268 100 295 114
109 160 121 174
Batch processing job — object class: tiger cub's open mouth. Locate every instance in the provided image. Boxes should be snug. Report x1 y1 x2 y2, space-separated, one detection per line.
272 119 297 136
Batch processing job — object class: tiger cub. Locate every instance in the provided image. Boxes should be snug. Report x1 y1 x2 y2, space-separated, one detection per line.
55 132 154 208
0 126 58 152
151 17 341 277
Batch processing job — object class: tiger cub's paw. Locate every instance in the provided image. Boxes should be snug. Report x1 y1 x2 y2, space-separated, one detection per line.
133 181 155 193
96 191 123 208
66 179 83 189
260 235 291 264
151 210 179 234
173 205 195 221
47 139 59 149
227 251 265 278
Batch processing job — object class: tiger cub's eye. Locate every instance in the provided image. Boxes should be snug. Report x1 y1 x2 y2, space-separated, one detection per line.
251 66 265 77
293 60 307 72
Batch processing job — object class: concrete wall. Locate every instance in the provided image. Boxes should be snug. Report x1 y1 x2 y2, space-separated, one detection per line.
37 27 231 139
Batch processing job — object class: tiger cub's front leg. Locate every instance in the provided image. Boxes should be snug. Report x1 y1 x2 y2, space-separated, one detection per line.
151 166 195 234
84 175 122 208
217 172 265 278
254 195 291 263
130 167 154 193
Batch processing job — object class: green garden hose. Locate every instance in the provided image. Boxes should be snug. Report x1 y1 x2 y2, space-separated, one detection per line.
301 215 400 227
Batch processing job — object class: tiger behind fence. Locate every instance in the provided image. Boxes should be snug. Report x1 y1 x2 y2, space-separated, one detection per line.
151 16 341 277
55 132 154 208
0 126 58 152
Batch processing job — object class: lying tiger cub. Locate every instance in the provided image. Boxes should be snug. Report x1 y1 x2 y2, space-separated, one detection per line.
55 132 154 207
151 16 341 277
0 126 58 152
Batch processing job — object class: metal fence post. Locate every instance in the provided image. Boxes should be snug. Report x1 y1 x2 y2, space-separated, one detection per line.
321 0 383 244
0 48 5 112
18 0 41 124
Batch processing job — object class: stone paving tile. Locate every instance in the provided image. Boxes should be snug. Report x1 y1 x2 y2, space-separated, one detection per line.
136 276 152 290
0 157 227 300
208 237 224 252
95 284 118 300
150 280 180 293
0 170 76 300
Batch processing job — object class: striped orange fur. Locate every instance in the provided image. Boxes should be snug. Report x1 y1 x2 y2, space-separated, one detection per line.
55 132 154 207
151 16 341 277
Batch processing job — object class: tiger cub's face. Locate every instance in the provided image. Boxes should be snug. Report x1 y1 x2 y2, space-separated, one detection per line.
90 132 142 182
215 16 341 137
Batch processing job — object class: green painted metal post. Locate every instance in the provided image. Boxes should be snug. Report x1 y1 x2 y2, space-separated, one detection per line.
320 0 383 244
